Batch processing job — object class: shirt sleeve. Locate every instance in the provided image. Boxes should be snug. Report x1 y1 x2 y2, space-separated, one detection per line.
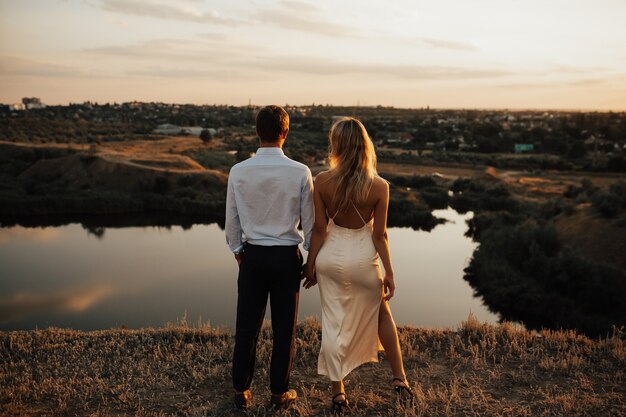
300 168 315 251
225 171 244 253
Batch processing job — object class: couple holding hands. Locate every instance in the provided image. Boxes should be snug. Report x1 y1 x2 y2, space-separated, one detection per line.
225 105 413 412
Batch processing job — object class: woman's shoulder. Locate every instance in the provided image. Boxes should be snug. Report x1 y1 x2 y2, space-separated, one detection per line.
315 169 331 178
314 170 333 184
371 175 389 190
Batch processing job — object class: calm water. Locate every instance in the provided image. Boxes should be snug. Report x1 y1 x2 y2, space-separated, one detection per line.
0 208 498 331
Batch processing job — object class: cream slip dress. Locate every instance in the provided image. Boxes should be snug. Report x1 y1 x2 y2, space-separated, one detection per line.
315 202 384 381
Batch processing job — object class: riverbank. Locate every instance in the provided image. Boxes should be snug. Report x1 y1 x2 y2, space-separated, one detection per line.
1 316 624 416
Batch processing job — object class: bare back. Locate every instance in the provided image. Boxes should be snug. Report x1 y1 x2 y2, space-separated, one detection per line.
315 171 388 230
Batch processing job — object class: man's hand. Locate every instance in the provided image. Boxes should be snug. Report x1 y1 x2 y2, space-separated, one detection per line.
302 263 317 289
234 252 243 265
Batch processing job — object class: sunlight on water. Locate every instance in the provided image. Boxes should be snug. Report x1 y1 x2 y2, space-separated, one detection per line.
0 209 498 330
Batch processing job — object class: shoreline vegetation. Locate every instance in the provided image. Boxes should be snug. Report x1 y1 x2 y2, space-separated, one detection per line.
0 141 443 231
1 316 624 416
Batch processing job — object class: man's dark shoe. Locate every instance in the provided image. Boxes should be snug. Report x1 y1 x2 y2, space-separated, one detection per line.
270 389 297 409
234 389 252 410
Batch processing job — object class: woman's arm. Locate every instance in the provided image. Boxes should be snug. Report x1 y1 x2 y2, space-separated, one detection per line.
371 179 395 300
302 175 329 289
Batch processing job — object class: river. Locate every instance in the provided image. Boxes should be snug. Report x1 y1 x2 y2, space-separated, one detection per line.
0 208 498 331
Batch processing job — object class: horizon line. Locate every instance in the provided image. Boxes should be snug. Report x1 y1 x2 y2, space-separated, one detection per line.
3 100 626 113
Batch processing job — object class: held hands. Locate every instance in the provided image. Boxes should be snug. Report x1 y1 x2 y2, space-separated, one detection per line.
383 273 395 301
302 263 317 289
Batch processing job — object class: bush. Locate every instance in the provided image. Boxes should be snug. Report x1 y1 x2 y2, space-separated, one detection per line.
383 174 437 189
589 181 626 218
449 180 519 214
419 187 448 209
464 218 626 337
153 176 171 195
591 192 621 217
199 129 213 143
563 185 582 199
606 156 626 172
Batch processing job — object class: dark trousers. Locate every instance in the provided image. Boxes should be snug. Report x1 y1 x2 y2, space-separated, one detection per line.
232 243 302 394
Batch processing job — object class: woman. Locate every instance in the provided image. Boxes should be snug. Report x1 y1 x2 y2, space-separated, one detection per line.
303 118 413 412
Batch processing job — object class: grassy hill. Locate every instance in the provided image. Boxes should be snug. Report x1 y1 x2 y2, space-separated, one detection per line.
1 316 623 416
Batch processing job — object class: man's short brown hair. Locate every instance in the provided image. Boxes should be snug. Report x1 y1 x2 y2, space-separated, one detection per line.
256 105 289 143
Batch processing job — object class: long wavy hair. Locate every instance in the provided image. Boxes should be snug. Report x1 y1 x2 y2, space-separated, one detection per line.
327 117 378 214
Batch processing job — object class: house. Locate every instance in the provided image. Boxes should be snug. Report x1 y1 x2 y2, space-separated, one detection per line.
331 116 349 124
22 97 45 110
154 124 182 135
514 144 534 154
459 143 476 151
181 126 203 136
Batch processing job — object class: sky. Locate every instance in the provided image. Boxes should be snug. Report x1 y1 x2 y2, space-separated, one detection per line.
1 0 625 110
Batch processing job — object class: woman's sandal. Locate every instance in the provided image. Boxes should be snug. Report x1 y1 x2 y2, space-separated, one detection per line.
331 392 350 414
392 377 415 403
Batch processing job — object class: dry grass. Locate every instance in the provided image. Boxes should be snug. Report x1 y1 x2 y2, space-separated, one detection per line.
1 315 624 416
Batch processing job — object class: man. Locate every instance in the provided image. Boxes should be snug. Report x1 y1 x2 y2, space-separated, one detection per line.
225 105 314 410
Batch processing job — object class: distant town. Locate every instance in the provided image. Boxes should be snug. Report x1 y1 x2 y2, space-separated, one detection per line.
2 97 625 172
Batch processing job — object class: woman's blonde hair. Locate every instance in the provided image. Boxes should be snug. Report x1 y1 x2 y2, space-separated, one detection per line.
327 117 378 214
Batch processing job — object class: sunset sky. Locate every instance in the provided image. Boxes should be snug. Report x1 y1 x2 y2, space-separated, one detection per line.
1 0 625 110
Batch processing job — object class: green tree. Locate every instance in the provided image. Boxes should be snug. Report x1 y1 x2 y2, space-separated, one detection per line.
199 129 213 143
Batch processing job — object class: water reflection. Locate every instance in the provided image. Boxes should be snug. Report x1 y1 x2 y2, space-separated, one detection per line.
0 227 60 244
0 285 116 323
387 209 499 327
0 209 498 330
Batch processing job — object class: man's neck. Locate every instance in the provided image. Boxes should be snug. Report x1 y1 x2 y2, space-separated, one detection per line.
259 140 284 148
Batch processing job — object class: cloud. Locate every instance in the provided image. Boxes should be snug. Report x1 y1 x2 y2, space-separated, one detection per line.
280 0 320 13
0 285 117 323
0 56 100 78
84 36 259 61
552 64 608 74
417 37 477 51
100 0 236 25
252 57 511 80
253 1 356 37
568 78 605 86
126 67 245 80
495 82 558 90
83 34 508 81
495 78 608 90
82 36 256 79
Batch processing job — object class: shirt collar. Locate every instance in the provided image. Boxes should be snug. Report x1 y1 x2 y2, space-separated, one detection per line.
255 147 285 156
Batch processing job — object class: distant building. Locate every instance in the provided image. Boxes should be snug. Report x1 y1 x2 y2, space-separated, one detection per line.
154 123 182 135
331 116 349 125
514 143 534 154
459 143 476 151
400 132 414 143
387 133 413 145
22 97 45 110
181 126 203 136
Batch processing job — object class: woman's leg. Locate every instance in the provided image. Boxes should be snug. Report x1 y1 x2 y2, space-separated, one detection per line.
331 380 345 397
378 300 407 383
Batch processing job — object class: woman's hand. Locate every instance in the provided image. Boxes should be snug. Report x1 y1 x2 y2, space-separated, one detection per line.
383 273 395 301
302 263 317 289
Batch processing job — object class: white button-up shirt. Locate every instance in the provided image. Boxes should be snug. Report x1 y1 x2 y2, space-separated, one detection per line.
225 147 314 253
